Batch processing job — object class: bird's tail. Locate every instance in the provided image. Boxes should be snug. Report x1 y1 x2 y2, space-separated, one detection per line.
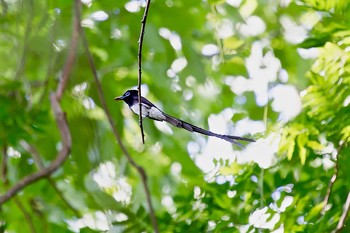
163 114 255 147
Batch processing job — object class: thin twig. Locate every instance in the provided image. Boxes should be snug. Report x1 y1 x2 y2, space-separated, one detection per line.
79 22 159 233
334 191 350 233
0 0 79 205
1 144 8 185
14 197 37 233
137 0 152 144
20 140 81 217
321 141 346 215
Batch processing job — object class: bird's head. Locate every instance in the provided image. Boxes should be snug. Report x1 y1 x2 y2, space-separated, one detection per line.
114 90 138 105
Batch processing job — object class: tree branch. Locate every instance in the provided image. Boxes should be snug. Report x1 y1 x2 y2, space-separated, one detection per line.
0 0 80 206
137 0 152 144
79 20 159 233
334 191 350 233
20 140 81 217
55 0 81 101
0 93 72 205
322 141 346 215
1 144 8 185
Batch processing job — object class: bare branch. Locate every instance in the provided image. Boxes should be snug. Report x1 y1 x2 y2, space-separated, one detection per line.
322 141 346 215
333 191 350 233
0 0 80 206
79 21 159 233
137 0 152 144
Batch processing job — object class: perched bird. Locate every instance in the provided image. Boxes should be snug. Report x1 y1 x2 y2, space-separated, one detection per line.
115 90 255 147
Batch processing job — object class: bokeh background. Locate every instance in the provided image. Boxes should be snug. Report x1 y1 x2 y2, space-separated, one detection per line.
1 0 350 232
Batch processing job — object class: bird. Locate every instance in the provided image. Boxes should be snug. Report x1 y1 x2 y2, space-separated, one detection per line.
114 90 255 147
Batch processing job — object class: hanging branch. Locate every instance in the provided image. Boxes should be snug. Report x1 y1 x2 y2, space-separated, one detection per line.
0 0 80 206
137 0 152 144
79 18 159 233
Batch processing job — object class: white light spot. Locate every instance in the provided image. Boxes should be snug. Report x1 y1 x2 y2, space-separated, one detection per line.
251 175 258 183
82 97 96 109
171 57 188 73
159 27 171 38
297 48 320 59
115 213 128 222
92 162 132 204
227 190 237 198
226 0 242 7
218 19 234 38
216 175 226 184
278 69 289 83
162 195 176 214
154 121 173 135
187 141 200 155
185 76 196 87
249 207 280 229
112 29 122 39
238 15 266 37
194 186 202 199
270 85 302 122
171 162 182 176
183 89 193 100
279 196 293 211
202 44 220 56
237 133 279 169
280 16 308 44
81 0 92 6
159 28 182 50
8 147 21 158
91 11 108 21
125 1 141 13
343 96 350 107
53 39 66 52
81 19 95 28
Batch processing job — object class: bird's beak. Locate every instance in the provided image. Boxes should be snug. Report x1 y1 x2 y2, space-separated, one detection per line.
114 96 124 101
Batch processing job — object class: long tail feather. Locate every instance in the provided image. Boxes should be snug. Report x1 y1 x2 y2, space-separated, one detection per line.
163 113 255 147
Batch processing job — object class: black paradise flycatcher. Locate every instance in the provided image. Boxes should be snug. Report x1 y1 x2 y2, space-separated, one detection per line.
115 90 255 147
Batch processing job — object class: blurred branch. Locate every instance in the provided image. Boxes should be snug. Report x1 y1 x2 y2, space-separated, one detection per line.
79 16 159 233
14 197 37 233
14 0 33 80
0 0 8 15
334 191 350 233
20 140 81 217
321 141 346 215
0 93 72 205
1 145 8 185
137 0 152 144
0 0 80 206
55 0 81 101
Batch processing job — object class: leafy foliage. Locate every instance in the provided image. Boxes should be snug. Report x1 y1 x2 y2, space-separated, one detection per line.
0 0 350 232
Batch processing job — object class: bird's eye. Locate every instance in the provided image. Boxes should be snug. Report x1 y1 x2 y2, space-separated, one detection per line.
125 92 130 97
